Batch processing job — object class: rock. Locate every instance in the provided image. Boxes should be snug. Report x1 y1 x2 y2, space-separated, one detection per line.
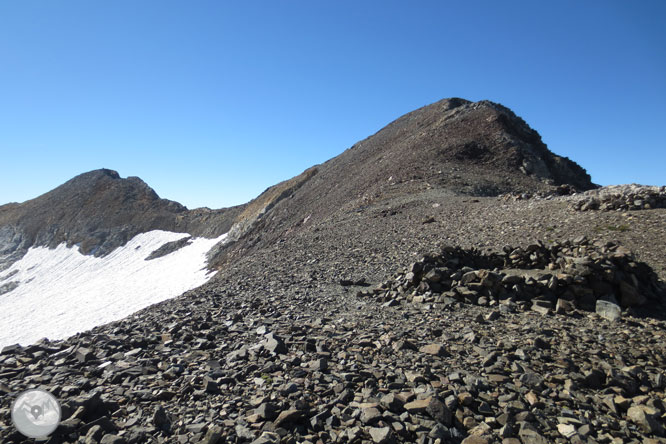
308 358 328 371
531 300 551 315
99 435 126 444
461 271 478 285
583 368 605 389
427 424 447 440
0 344 21 355
461 435 489 444
152 405 171 432
226 346 249 362
404 397 431 414
203 377 219 394
627 405 665 435
85 425 104 444
76 347 95 363
235 424 255 440
519 422 549 444
255 402 278 421
519 372 544 389
380 393 404 413
557 423 577 438
419 343 447 356
263 333 288 354
555 298 574 314
426 397 452 426
368 426 394 444
619 281 647 307
596 298 622 321
201 425 223 444
485 310 501 321
273 409 302 427
360 407 382 424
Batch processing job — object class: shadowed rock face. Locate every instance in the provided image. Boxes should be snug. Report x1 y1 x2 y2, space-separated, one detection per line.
0 169 243 270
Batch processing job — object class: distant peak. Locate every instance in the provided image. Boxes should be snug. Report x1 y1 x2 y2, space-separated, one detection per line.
76 168 121 180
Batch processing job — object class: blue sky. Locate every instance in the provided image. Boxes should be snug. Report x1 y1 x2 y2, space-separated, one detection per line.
1 1 664 209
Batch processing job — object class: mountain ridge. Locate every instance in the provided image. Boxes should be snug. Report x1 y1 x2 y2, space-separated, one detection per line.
0 169 243 271
0 98 595 271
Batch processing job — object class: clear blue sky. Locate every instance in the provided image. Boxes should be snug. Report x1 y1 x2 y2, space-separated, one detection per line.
1 1 664 209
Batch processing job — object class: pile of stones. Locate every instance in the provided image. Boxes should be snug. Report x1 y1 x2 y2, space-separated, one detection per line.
358 237 665 321
499 184 579 202
570 185 666 212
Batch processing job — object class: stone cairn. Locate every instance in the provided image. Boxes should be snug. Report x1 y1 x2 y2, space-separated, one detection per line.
570 185 666 212
357 237 665 321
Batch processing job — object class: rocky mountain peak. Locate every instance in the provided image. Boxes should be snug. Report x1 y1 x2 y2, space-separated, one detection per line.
0 169 241 270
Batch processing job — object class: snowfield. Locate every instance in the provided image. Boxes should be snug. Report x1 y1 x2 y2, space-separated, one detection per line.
0 230 227 348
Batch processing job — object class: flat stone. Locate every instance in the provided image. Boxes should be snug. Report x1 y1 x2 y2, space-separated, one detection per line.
419 343 447 356
273 409 302 427
368 426 394 444
360 407 382 424
99 435 126 444
461 435 489 444
404 397 431 413
557 423 577 438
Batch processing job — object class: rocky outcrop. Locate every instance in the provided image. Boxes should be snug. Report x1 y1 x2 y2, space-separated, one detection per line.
570 184 666 212
359 237 665 319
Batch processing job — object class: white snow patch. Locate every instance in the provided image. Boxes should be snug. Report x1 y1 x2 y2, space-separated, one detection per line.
0 230 227 348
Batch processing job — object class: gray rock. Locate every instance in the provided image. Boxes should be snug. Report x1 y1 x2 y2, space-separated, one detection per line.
419 343 447 356
518 422 549 444
519 372 544 389
627 405 664 435
263 333 288 354
255 402 278 421
360 407 382 424
152 405 171 432
200 425 223 444
426 397 452 426
368 426 394 444
99 435 126 444
596 298 621 321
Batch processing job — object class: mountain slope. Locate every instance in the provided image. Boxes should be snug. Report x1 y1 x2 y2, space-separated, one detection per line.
210 98 596 266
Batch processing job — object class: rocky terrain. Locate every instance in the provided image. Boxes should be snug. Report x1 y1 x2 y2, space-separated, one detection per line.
569 185 666 212
0 98 665 443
